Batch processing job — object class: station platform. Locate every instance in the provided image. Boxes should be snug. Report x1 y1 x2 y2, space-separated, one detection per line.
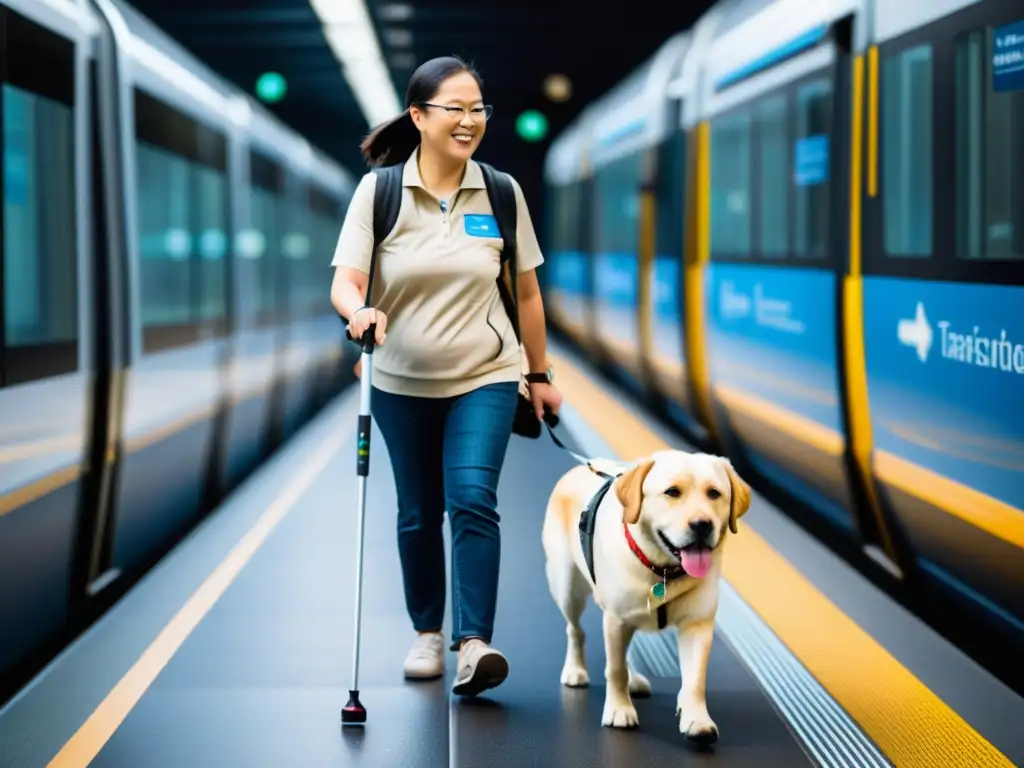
1 343 1021 768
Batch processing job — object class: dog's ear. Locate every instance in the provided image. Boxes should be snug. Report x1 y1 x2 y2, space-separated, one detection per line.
722 458 751 534
615 458 656 525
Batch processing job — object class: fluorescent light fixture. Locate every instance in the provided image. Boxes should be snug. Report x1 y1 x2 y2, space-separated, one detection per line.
308 0 402 128
383 28 413 47
378 3 414 21
391 52 417 69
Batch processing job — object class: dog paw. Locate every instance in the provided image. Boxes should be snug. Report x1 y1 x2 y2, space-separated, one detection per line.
560 664 590 688
678 713 718 744
627 669 651 698
602 699 639 729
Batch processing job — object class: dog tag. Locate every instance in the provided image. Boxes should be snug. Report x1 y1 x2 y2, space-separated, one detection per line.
647 580 667 615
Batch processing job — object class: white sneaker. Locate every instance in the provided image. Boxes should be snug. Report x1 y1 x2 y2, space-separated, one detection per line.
452 639 509 697
403 632 445 680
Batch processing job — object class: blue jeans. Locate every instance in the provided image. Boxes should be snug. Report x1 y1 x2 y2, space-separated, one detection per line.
371 381 519 649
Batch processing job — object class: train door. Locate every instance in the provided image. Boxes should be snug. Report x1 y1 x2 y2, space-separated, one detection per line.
837 13 910 578
69 0 132 612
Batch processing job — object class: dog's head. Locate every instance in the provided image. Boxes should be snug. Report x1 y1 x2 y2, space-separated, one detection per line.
613 450 751 578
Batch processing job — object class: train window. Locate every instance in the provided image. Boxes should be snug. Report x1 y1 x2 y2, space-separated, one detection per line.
282 192 312 318
754 95 789 257
551 180 584 305
881 44 933 258
594 153 641 258
136 144 191 327
249 151 284 326
710 110 751 256
256 190 281 322
196 164 228 321
309 186 340 315
133 90 229 352
955 28 1024 262
563 182 582 256
1 11 78 386
794 79 831 259
654 130 686 261
3 86 77 346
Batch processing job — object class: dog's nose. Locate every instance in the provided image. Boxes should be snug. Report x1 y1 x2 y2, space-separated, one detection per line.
689 519 713 539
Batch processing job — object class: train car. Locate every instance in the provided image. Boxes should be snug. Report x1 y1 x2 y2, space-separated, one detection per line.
858 0 1024 645
542 119 596 353
544 0 1023 653
0 0 355 688
696 0 889 553
583 34 692 402
541 20 725 442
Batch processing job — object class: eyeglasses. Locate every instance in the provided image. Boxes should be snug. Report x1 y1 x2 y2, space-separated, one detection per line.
418 103 493 121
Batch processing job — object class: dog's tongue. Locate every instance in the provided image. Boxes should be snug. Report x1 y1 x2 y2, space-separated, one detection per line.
680 548 712 578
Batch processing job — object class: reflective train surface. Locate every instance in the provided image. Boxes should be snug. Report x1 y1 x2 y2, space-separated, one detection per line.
0 0 355 689
542 0 1023 655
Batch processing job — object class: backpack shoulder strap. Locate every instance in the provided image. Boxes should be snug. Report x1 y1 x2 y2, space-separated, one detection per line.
477 161 517 254
366 163 403 301
477 161 520 343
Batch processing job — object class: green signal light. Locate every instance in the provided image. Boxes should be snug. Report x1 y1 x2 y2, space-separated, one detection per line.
516 110 549 142
256 71 287 103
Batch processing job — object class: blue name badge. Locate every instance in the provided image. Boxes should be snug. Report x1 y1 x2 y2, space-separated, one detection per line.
464 214 500 237
993 19 1024 93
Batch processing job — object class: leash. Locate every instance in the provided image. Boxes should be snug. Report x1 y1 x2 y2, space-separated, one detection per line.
540 417 624 481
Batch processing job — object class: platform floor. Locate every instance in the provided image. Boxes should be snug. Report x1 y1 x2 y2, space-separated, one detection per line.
1 343 1022 768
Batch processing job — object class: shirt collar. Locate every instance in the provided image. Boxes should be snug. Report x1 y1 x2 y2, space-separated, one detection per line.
402 146 486 190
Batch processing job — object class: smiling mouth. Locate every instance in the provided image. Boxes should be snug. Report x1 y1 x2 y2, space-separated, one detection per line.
657 530 683 559
657 531 715 578
452 133 474 143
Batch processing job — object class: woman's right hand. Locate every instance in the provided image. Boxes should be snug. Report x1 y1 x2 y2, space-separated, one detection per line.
349 306 388 346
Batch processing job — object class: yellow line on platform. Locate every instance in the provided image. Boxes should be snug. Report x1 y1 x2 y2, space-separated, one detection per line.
46 412 354 768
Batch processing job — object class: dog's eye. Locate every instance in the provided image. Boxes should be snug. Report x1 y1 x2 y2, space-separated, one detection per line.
665 486 682 498
707 488 722 500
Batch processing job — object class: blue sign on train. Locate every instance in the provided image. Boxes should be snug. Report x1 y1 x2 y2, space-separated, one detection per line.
794 134 829 186
863 277 1024 509
993 19 1024 93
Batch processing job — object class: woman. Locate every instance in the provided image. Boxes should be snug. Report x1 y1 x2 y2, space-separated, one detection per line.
329 55 563 697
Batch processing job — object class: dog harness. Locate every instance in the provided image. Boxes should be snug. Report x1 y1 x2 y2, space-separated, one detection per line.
578 467 687 630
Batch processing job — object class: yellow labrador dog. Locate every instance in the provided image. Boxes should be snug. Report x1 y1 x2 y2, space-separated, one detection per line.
542 449 751 743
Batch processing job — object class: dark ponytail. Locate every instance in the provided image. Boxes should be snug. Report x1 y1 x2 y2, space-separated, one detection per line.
360 110 421 168
358 55 484 168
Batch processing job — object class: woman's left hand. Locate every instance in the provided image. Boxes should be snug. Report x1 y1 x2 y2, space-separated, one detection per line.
530 382 563 423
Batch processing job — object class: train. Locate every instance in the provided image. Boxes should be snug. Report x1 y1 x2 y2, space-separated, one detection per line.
541 0 1023 656
0 0 357 690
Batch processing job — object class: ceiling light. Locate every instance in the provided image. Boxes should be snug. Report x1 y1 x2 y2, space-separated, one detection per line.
383 28 413 47
544 73 572 102
391 52 417 69
309 0 364 25
308 0 402 128
378 3 413 21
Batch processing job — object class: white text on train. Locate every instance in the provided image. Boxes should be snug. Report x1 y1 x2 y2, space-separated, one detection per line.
938 321 1024 374
898 301 1024 374
719 281 806 335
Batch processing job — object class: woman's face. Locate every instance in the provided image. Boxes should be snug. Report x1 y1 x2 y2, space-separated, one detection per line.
411 71 488 164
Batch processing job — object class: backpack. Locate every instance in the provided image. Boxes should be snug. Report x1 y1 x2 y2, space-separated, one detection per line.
361 160 548 439
364 160 521 345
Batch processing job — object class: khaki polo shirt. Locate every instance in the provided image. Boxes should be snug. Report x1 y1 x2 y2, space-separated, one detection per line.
330 149 545 399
